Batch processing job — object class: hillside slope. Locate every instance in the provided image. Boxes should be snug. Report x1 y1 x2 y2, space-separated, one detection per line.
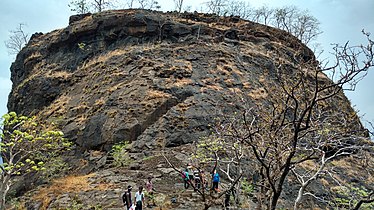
6 9 372 209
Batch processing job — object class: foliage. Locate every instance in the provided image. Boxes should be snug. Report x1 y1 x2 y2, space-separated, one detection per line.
330 185 374 209
241 178 254 197
0 112 72 210
40 156 70 181
110 141 131 167
78 42 86 50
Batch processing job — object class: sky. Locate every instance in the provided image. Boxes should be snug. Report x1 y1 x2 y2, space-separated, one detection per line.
0 0 373 127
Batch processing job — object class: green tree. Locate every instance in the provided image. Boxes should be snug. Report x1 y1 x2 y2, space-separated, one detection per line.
0 112 72 210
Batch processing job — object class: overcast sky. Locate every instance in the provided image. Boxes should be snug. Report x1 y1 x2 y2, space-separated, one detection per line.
0 0 373 127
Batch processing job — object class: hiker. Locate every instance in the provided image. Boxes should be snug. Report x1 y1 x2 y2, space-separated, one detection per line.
122 185 133 210
134 186 145 210
146 177 155 207
201 170 208 191
212 170 220 192
193 168 201 190
187 164 194 181
182 168 190 189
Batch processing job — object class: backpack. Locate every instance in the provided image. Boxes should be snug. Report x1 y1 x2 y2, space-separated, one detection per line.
213 173 220 182
182 171 189 180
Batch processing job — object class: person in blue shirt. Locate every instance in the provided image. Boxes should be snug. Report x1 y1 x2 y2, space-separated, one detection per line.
212 170 220 192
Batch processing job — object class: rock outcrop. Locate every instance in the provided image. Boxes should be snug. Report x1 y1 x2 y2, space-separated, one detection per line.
6 9 370 209
8 9 323 152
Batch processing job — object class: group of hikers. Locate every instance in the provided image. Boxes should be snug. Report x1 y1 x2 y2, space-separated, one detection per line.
122 177 154 210
181 163 220 192
121 164 221 209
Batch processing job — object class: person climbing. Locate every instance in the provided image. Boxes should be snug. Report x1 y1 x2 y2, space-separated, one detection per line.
200 170 208 191
134 186 145 210
122 185 133 210
193 168 201 190
146 177 155 207
187 164 194 181
182 168 190 189
212 170 220 192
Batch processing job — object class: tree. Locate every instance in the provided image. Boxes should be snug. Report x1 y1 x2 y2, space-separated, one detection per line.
92 0 111 12
247 5 322 45
173 0 184 13
223 0 252 19
204 0 226 15
250 5 274 25
0 112 72 210
272 6 297 33
125 0 136 8
163 135 244 210
136 0 160 10
68 0 91 14
173 31 373 209
4 23 28 55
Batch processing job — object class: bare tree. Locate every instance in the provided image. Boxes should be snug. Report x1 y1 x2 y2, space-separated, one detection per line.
184 31 373 210
125 0 135 8
163 123 246 210
137 0 160 10
174 0 184 13
293 11 322 45
272 6 297 33
247 5 322 45
204 0 226 15
4 23 29 55
92 0 112 12
250 5 274 25
223 0 252 19
292 143 371 209
68 0 91 14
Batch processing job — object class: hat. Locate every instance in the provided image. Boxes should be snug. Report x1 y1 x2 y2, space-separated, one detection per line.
128 185 132 190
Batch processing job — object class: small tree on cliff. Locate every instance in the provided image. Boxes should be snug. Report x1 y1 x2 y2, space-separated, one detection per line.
173 0 182 13
69 0 91 14
4 23 28 55
0 112 72 210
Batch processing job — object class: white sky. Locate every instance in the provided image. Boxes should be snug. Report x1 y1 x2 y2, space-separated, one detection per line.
0 0 373 126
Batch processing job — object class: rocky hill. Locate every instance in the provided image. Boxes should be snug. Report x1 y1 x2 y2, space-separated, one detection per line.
6 9 373 209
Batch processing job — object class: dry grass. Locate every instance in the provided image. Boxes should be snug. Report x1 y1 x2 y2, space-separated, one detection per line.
41 95 71 118
248 87 268 99
24 51 42 62
33 174 94 209
202 84 224 92
146 89 171 100
46 70 72 80
242 82 251 89
33 173 115 210
82 48 128 69
174 78 193 87
229 87 243 94
94 98 106 107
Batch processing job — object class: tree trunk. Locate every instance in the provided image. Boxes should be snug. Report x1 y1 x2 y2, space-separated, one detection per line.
293 185 305 210
0 175 11 210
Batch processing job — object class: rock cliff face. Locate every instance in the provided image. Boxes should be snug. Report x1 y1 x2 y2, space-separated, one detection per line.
8 9 324 152
6 9 369 209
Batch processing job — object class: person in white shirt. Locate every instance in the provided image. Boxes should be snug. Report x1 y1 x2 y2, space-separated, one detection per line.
134 186 145 210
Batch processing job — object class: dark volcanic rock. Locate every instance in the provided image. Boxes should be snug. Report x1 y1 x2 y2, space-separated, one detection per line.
7 9 358 154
